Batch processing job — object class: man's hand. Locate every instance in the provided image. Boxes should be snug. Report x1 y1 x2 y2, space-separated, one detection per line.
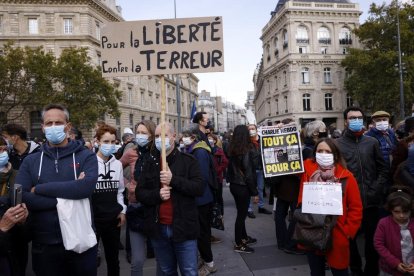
160 186 171 201
253 196 259 204
78 172 85 180
0 204 29 232
117 213 126 227
160 168 172 187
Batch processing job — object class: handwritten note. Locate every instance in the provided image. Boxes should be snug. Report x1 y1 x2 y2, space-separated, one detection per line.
302 182 343 215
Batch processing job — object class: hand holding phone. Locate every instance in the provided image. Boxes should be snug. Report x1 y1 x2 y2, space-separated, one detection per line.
13 184 22 207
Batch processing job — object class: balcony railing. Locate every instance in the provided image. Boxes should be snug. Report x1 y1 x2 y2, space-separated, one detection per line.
339 38 352 45
296 38 309 44
318 38 331 45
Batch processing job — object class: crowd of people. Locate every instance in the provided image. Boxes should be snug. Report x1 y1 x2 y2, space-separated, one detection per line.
1 103 414 276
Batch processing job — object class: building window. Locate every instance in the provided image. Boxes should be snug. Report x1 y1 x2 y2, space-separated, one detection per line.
303 94 311 111
275 99 279 115
96 21 101 39
28 18 39 34
141 115 145 121
116 116 120 126
346 94 353 107
266 44 271 62
30 111 42 139
97 51 102 66
0 16 3 33
275 76 278 90
284 96 288 113
317 26 331 44
301 67 310 84
129 114 134 128
274 37 279 57
321 47 328 54
128 86 132 104
283 30 288 49
283 71 287 86
299 46 307 54
63 18 73 34
324 68 332 84
150 116 153 122
339 27 352 45
342 47 349 55
157 118 160 124
325 93 333 110
296 26 309 44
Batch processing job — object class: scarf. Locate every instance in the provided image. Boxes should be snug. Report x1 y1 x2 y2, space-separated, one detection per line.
309 164 336 182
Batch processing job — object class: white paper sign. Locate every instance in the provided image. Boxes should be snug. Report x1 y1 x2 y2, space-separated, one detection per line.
302 182 343 216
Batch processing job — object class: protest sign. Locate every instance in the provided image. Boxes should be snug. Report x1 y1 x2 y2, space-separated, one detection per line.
302 182 343 216
100 16 224 76
259 125 304 177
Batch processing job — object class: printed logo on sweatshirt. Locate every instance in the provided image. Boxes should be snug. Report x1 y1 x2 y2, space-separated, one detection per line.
95 169 119 193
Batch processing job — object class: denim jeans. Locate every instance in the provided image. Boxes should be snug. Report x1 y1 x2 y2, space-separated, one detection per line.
151 224 197 276
274 198 297 249
249 170 264 211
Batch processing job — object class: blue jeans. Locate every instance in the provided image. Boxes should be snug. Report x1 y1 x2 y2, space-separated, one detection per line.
151 224 197 276
249 170 264 211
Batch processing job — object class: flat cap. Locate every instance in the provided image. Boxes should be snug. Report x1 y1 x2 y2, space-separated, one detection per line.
371 111 390 118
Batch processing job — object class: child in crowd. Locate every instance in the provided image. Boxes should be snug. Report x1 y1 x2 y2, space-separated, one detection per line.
374 186 414 276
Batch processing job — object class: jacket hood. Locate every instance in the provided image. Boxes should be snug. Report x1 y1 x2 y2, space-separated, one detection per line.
192 141 211 153
41 140 85 159
28 141 40 154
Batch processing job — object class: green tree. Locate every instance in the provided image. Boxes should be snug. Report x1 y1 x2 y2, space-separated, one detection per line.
0 43 55 124
0 44 121 127
342 1 414 119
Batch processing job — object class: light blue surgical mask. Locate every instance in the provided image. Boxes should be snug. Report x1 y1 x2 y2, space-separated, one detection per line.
45 125 66 145
0 152 9 167
348 119 364 132
135 134 149 147
100 144 116 157
155 137 171 152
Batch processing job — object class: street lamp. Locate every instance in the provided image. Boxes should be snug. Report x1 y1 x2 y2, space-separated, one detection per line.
396 0 405 119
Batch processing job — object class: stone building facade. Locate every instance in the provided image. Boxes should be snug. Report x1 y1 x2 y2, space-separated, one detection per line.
253 0 361 129
0 0 198 139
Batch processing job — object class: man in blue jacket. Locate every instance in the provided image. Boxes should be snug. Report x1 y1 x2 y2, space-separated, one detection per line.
15 104 98 276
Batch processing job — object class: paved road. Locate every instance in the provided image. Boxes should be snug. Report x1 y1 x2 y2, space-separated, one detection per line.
26 185 313 275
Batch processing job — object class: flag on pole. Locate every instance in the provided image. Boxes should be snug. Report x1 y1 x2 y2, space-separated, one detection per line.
190 100 197 123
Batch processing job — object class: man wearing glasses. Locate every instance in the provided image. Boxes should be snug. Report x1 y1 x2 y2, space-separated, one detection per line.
337 106 389 276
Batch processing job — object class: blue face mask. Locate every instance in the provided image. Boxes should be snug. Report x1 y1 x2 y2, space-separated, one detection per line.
100 144 116 157
135 134 149 147
155 137 171 152
45 125 66 145
0 152 9 167
348 119 364 132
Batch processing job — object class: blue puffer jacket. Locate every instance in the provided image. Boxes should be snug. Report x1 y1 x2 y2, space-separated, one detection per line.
365 127 398 167
16 140 98 244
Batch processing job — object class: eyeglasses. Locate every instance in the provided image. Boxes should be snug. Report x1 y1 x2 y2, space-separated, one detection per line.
347 116 363 120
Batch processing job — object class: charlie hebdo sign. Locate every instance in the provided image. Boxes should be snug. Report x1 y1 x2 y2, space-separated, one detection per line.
100 16 224 76
259 125 304 177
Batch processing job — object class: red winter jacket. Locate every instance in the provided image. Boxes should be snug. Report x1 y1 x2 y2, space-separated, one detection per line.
298 159 363 269
212 147 228 184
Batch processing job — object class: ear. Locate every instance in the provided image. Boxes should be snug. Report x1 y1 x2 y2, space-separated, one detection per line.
65 122 72 134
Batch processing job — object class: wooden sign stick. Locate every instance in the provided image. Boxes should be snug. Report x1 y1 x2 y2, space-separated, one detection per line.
160 75 167 171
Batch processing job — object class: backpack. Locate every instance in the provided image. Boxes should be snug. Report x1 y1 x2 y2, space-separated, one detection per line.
292 178 347 252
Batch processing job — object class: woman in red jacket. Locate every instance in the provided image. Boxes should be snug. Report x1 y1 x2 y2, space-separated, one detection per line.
297 138 363 275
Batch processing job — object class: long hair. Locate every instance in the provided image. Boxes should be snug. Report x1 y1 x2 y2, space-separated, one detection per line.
135 120 156 149
313 138 347 168
228 125 253 156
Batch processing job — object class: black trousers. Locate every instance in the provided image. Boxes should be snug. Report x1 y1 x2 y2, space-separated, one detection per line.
350 207 380 276
95 218 121 276
197 203 213 263
307 253 349 276
216 180 224 215
32 243 97 276
230 184 250 245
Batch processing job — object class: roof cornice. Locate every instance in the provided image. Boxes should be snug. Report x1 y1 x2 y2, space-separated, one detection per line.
0 0 123 22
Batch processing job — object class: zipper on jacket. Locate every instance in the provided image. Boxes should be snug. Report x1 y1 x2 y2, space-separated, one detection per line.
55 149 59 173
355 136 367 207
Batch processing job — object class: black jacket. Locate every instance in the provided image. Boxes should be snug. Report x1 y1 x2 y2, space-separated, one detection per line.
337 130 389 208
135 147 204 242
394 161 414 188
226 149 258 196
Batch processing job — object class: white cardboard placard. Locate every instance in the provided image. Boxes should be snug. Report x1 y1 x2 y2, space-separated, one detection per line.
302 182 343 216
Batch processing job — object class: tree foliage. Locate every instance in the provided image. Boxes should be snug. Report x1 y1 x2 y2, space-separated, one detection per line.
342 1 414 119
0 43 121 127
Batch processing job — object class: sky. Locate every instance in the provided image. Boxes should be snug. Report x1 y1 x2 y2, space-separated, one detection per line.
116 0 395 106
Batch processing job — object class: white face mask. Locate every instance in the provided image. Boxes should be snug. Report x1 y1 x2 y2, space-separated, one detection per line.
249 130 257 137
315 153 334 168
208 139 215 147
182 137 193 146
375 121 389 132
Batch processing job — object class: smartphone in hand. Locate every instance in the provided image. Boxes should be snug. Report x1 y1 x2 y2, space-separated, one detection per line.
13 184 22 206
